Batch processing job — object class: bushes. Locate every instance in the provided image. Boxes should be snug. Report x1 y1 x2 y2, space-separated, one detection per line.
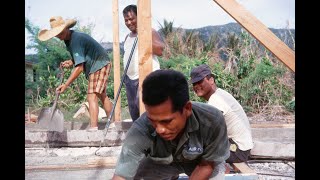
25 19 295 116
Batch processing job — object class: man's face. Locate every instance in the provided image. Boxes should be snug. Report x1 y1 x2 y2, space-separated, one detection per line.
145 98 192 141
55 28 67 40
192 76 214 98
123 11 137 33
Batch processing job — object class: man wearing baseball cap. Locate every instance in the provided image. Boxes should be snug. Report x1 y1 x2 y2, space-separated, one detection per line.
38 16 113 131
190 64 254 164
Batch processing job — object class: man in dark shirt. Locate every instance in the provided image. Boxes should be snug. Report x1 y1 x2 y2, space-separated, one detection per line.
112 69 230 180
38 16 113 131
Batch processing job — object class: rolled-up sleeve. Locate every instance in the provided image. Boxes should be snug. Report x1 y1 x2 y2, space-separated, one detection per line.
201 112 230 163
114 123 152 179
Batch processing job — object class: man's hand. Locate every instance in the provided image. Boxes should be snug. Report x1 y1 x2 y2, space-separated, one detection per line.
61 60 74 68
56 84 68 94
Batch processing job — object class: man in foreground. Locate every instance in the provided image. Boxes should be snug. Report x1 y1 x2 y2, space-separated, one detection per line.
190 64 253 164
112 69 230 180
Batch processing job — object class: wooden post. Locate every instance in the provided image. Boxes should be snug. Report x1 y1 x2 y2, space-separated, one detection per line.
112 0 121 121
213 0 295 72
137 0 152 115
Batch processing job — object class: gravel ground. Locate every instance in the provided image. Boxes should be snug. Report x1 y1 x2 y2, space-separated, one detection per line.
25 147 295 180
248 161 295 180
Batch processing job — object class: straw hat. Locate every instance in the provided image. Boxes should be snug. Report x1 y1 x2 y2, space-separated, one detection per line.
38 16 77 41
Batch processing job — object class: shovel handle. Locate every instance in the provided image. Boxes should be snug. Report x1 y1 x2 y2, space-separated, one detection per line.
52 65 65 112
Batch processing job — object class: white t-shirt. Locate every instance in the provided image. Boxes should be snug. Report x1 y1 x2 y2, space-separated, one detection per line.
123 34 160 80
208 88 254 151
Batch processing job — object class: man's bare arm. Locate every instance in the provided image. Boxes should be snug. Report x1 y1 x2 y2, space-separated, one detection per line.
189 160 214 180
56 63 84 94
152 28 165 56
111 174 126 180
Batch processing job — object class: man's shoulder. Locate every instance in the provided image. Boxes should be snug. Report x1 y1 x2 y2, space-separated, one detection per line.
71 31 94 41
124 33 129 42
131 113 155 134
190 102 226 138
191 101 224 123
191 101 221 114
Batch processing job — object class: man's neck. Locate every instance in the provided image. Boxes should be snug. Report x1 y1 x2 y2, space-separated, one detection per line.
130 31 137 37
65 30 72 40
204 85 217 101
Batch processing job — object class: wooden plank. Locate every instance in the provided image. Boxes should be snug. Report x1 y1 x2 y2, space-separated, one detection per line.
26 157 118 170
25 164 115 171
250 123 295 128
232 162 256 174
213 0 295 72
112 0 121 121
137 0 152 115
87 156 118 166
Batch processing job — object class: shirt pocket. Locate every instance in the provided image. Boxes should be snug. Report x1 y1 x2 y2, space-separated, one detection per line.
182 145 203 160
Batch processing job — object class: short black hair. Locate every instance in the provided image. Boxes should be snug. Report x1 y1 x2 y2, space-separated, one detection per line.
205 74 215 82
123 4 137 15
142 69 189 113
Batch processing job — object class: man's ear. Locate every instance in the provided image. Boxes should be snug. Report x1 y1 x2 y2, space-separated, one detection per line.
209 76 215 85
184 101 192 117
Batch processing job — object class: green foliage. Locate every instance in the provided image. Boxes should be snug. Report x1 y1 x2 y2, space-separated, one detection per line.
26 18 295 118
238 57 292 113
159 55 208 102
203 34 218 52
211 62 237 95
158 19 174 37
25 18 99 111
285 99 295 113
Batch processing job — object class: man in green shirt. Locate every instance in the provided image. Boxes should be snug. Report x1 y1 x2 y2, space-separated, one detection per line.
38 16 113 131
112 69 230 180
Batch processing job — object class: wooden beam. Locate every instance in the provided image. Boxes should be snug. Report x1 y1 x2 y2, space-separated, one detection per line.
250 123 295 128
25 164 115 171
232 162 256 174
213 0 295 72
88 156 117 166
137 0 153 115
26 156 118 170
112 0 121 121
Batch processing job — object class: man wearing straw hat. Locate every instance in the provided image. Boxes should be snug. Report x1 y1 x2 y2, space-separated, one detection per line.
38 16 113 131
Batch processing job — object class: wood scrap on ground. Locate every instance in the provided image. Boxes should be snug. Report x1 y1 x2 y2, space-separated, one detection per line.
73 102 106 120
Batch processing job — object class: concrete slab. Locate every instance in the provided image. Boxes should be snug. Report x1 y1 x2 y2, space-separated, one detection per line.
25 122 295 159
25 147 294 180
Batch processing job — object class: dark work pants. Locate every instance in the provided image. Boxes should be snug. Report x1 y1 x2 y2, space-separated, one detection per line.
226 138 251 163
124 75 140 121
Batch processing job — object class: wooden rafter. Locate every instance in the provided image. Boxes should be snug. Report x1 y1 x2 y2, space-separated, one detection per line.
213 0 295 72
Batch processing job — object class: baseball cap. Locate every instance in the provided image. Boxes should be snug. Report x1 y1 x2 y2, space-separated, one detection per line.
190 64 213 84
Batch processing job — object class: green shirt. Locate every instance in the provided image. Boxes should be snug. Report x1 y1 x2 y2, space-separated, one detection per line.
114 101 230 178
65 30 110 79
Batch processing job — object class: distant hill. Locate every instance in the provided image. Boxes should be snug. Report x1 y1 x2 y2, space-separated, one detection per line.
185 22 295 50
26 23 295 58
100 22 295 56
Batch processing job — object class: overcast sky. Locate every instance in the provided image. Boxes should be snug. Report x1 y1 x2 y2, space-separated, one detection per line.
25 0 295 54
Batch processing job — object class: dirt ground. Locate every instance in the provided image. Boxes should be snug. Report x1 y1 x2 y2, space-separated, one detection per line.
25 105 295 179
25 147 295 180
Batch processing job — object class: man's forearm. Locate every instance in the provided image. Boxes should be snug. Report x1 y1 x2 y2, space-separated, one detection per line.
64 65 83 86
112 174 126 180
189 161 214 180
152 29 165 56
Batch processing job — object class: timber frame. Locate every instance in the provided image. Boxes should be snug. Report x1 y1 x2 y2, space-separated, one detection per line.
111 0 295 121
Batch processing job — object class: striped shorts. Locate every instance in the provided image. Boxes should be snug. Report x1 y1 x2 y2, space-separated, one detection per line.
88 63 112 94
